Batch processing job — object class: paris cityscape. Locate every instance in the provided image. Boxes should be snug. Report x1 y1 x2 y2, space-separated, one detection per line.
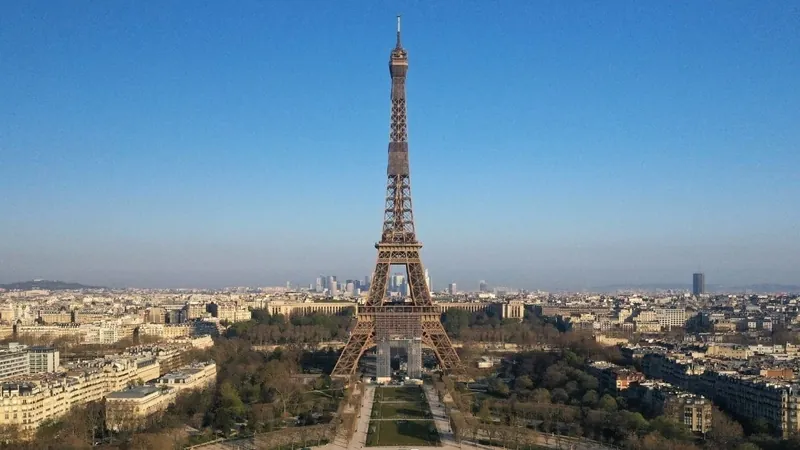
1 3 799 450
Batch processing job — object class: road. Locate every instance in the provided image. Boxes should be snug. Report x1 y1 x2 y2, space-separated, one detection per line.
423 385 458 446
348 384 375 450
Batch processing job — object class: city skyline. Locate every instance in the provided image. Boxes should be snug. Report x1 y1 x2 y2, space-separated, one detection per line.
2 2 799 289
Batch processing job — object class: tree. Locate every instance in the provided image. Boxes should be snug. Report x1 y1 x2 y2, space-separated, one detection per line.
749 418 770 435
621 411 649 435
564 380 580 397
489 378 510 397
129 431 179 450
262 359 302 417
0 425 21 445
479 401 491 423
551 388 569 404
543 365 568 388
650 416 692 441
514 375 533 392
582 390 599 407
735 444 760 450
708 408 743 448
219 381 246 417
442 309 472 338
251 403 277 432
598 394 618 412
532 388 551 404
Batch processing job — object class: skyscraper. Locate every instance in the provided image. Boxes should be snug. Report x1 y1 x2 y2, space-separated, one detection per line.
392 273 405 293
479 280 488 292
692 273 705 296
448 283 457 295
424 269 431 292
315 277 323 292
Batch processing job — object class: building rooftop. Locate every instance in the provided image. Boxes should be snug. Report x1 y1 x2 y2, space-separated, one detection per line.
106 385 164 399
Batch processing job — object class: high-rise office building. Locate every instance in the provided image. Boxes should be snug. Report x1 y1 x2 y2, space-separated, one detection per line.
391 273 405 293
326 276 335 293
0 344 30 380
479 280 488 292
28 346 60 373
330 281 339 296
692 273 705 296
448 283 457 295
424 269 431 292
145 307 166 324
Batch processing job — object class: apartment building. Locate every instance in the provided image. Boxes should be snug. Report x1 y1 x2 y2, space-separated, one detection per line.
64 370 109 407
0 381 69 432
627 381 713 433
37 309 72 324
678 396 714 433
14 323 87 343
656 308 688 328
761 368 794 381
184 303 208 320
697 371 800 438
641 353 705 390
640 350 800 438
587 361 645 393
105 385 177 431
0 344 30 380
706 344 752 359
72 310 109 324
137 323 192 340
0 353 162 436
84 324 121 345
206 302 252 323
154 361 216 392
28 346 59 373
144 307 166 324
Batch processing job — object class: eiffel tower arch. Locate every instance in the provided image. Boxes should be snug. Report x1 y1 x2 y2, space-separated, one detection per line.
331 17 464 379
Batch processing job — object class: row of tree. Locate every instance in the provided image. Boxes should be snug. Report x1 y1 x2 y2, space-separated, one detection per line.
226 309 354 345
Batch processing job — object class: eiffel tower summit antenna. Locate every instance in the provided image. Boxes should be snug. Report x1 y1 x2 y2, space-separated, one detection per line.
396 15 402 48
331 18 464 379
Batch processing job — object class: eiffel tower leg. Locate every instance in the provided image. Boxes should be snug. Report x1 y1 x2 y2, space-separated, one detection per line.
331 319 374 378
366 262 390 305
422 319 465 376
405 260 430 304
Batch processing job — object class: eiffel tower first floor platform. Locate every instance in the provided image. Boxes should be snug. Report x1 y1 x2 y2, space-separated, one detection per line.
330 306 465 378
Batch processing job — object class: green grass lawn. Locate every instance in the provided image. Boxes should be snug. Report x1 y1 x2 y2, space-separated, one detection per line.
367 420 440 447
378 401 430 419
375 386 425 402
368 386 439 445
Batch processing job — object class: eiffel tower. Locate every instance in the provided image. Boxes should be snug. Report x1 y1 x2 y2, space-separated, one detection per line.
331 17 464 378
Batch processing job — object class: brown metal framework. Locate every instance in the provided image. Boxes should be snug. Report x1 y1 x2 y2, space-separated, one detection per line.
331 18 464 378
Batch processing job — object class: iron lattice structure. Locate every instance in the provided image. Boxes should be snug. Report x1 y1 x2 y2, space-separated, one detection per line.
331 18 464 378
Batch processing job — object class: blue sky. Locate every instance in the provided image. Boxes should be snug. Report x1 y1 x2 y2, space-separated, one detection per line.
1 1 798 290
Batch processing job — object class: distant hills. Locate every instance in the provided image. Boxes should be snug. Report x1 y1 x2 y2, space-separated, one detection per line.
0 280 104 291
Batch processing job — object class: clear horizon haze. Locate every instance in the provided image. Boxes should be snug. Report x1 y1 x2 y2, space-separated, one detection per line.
1 2 799 290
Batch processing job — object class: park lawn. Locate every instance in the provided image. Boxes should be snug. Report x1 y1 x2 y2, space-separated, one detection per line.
367 420 440 447
377 401 430 419
376 386 425 402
